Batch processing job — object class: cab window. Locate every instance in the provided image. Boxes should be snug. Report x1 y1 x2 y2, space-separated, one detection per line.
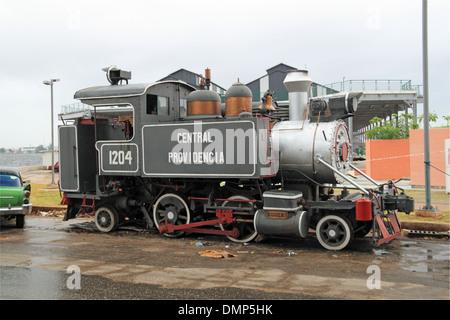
147 94 169 116
180 98 187 117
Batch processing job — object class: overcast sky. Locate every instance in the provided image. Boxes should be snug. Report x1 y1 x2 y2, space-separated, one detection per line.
0 0 448 148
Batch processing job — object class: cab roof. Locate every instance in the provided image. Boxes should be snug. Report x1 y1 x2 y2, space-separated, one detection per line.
74 80 196 101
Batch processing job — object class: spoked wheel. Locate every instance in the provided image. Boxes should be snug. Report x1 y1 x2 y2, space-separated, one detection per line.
153 193 190 238
316 215 354 250
95 206 119 233
219 195 258 243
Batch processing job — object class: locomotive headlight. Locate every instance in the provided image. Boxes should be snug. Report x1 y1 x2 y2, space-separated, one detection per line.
102 66 131 85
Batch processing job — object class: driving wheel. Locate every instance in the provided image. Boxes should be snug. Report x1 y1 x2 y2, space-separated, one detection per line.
220 195 258 243
153 193 190 238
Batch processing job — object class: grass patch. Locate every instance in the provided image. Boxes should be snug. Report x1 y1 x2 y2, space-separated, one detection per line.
398 211 450 223
402 189 449 200
29 183 64 207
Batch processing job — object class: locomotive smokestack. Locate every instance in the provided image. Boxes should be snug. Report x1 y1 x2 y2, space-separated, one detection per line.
283 70 313 122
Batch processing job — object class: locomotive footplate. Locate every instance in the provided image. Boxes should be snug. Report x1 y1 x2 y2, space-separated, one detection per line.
158 209 240 238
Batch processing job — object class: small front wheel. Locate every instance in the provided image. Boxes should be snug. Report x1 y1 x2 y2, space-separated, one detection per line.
316 215 354 250
95 206 119 233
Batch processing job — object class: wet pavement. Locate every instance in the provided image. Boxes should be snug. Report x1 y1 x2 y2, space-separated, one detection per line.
0 216 449 301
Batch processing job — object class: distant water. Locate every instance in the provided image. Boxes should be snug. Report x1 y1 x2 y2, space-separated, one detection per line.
0 153 43 168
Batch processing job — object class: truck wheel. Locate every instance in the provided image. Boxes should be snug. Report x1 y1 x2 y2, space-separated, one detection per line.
15 215 24 228
95 206 119 233
316 215 354 250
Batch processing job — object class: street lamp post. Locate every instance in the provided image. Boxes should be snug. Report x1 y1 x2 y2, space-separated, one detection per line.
43 78 60 185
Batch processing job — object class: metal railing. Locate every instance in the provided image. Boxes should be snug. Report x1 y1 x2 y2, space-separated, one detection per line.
324 79 422 95
250 84 339 102
248 79 422 103
60 102 93 114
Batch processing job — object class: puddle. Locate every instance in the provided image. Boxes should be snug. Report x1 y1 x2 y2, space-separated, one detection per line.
398 240 449 273
401 262 431 273
373 249 391 256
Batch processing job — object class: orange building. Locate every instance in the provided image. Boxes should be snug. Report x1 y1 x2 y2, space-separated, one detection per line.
409 128 450 188
364 128 450 187
365 139 410 180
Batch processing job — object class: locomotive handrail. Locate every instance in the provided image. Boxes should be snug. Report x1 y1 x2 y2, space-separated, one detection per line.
255 113 277 177
188 196 257 203
348 163 380 187
315 155 370 196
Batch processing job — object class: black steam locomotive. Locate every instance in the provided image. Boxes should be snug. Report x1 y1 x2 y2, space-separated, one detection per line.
59 67 414 250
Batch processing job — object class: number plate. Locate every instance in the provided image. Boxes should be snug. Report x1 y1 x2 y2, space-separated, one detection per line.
267 211 289 219
100 143 138 173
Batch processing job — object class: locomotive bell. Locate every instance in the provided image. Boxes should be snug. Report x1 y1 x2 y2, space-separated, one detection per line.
283 70 313 122
187 90 222 117
225 82 252 117
257 91 276 112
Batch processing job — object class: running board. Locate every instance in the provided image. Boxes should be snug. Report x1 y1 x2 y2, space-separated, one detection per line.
373 211 402 246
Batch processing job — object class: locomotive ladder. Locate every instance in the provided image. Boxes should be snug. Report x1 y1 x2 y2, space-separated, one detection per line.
78 195 96 217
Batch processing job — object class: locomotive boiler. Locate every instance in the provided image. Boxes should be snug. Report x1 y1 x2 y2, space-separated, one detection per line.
59 66 414 250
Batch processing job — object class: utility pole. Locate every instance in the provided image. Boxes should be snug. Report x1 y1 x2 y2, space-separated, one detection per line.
418 0 442 218
422 0 432 210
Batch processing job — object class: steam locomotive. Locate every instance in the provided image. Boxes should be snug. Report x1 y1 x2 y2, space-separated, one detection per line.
59 67 414 250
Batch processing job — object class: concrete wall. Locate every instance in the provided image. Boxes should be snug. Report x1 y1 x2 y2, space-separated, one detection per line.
42 150 59 168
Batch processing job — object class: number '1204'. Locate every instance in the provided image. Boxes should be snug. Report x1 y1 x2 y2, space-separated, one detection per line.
109 150 132 165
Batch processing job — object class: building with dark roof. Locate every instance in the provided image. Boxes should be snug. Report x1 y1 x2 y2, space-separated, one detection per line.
159 68 227 96
245 63 338 102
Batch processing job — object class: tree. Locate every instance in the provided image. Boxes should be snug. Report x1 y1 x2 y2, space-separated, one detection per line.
365 113 430 140
443 115 450 126
418 112 438 127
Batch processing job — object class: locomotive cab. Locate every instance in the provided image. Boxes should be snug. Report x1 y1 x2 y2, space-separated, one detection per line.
60 70 276 242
